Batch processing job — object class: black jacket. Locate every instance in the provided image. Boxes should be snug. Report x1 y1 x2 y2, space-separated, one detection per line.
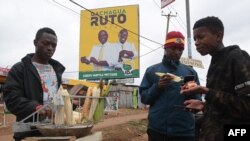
3 53 65 122
200 45 250 141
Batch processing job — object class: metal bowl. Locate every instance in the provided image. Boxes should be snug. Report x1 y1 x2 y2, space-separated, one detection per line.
36 124 93 138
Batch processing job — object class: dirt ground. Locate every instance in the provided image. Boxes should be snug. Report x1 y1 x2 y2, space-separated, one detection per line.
100 119 147 141
98 109 148 141
0 107 148 141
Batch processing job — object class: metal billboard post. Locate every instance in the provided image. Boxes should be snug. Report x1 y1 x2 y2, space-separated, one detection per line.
186 0 192 59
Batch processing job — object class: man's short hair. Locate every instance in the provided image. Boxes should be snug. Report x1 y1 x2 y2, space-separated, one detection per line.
35 27 57 41
193 16 224 34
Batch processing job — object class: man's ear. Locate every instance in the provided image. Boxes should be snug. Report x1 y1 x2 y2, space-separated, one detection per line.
33 39 37 46
216 31 223 42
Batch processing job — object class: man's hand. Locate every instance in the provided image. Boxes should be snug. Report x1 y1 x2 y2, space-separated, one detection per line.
81 56 90 64
158 74 173 89
183 99 204 113
90 57 109 67
181 85 209 95
98 61 109 66
119 50 134 62
90 57 98 65
36 105 52 121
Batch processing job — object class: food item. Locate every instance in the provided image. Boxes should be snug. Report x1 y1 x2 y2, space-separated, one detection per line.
93 81 111 123
54 106 65 125
62 89 73 125
93 98 105 123
72 111 82 124
88 87 100 121
103 81 111 97
155 72 183 82
155 72 166 77
100 85 106 96
81 87 93 123
54 85 65 125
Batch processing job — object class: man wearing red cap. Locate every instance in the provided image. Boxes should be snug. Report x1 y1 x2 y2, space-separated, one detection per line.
140 31 201 141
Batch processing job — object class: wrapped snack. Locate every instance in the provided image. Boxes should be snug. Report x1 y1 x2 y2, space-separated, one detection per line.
155 72 183 82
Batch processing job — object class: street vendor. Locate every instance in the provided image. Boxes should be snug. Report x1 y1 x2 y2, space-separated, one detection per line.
3 27 65 141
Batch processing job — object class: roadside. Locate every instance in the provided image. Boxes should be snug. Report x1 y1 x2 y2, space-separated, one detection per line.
94 112 148 141
0 108 148 141
93 112 147 131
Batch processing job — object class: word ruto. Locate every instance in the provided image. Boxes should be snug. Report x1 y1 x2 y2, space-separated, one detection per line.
91 9 126 26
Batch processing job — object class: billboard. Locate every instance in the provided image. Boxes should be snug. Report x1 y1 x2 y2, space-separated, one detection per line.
79 5 139 80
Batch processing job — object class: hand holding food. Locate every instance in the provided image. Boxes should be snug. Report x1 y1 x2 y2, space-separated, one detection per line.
157 75 172 89
155 72 183 82
156 72 182 89
36 105 52 121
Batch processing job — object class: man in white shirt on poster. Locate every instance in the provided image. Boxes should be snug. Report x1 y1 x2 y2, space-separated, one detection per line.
113 28 138 73
81 30 118 71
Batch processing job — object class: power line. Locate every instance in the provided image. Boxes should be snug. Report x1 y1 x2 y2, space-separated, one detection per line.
153 0 187 33
152 0 180 31
140 41 162 53
140 45 163 58
172 11 187 32
165 5 186 32
49 0 79 15
169 5 187 29
162 12 177 34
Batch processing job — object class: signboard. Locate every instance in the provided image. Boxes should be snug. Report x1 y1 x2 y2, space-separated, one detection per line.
180 57 204 69
161 0 175 9
79 5 139 80
105 96 119 112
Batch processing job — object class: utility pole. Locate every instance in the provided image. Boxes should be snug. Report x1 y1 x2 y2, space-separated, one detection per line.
162 12 177 36
186 0 192 59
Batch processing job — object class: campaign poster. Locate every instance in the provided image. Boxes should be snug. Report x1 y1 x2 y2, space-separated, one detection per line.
79 5 139 80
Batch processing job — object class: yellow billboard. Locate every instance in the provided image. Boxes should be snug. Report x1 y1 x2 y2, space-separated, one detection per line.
79 5 139 80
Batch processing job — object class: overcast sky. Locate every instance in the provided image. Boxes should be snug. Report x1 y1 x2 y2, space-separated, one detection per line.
1 0 250 86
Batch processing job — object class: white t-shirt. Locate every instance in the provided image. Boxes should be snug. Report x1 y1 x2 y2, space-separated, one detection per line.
32 62 58 104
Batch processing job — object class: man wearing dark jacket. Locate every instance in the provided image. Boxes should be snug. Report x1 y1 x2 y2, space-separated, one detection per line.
181 16 250 141
3 27 65 141
140 31 201 141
